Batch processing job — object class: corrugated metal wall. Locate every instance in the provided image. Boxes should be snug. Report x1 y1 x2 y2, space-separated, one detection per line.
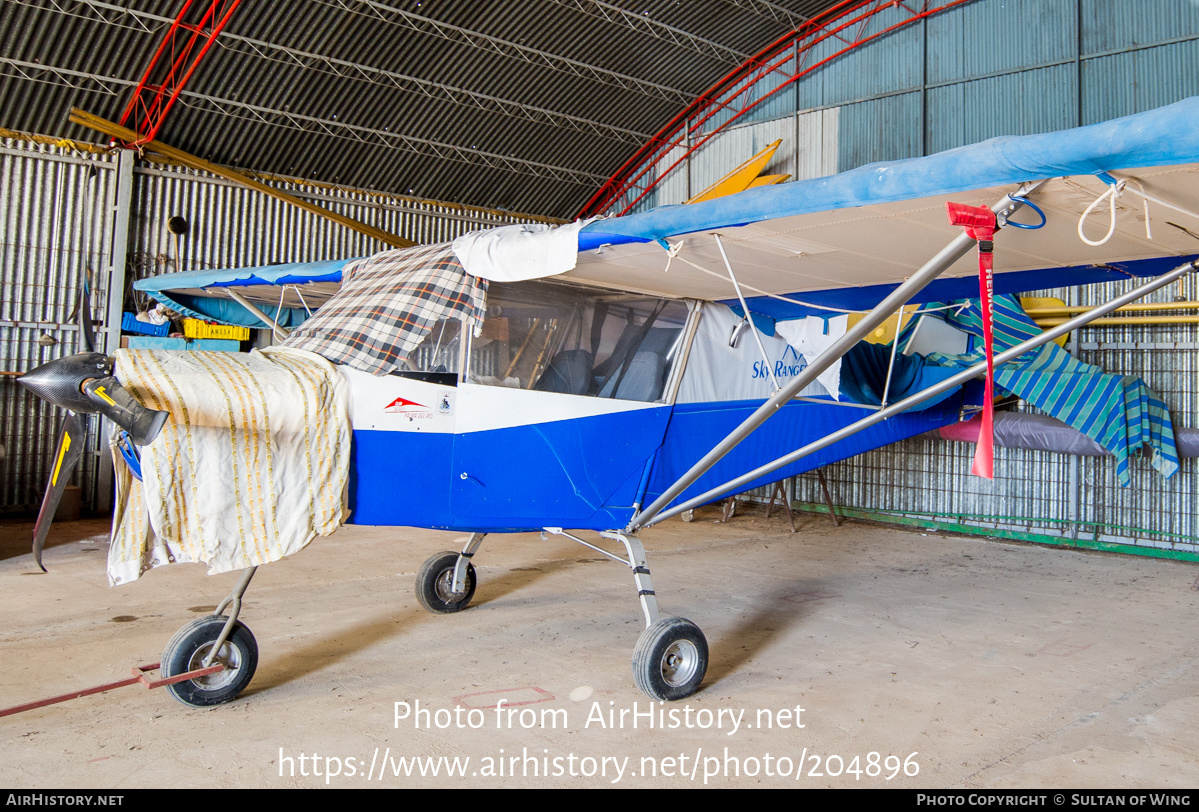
127 163 542 283
0 140 117 513
672 0 1199 557
644 0 1199 210
0 137 540 514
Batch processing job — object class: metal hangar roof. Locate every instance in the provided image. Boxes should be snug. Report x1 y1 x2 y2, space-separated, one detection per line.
0 0 849 219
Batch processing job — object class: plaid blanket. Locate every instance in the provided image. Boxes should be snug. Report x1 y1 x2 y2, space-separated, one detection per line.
926 294 1178 487
283 242 488 375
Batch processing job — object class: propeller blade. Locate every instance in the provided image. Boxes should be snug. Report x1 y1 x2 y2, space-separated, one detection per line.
82 376 168 446
32 412 87 571
78 271 96 353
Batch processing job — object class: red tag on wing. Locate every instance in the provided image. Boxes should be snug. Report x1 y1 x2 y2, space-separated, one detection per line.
971 249 995 480
946 202 997 480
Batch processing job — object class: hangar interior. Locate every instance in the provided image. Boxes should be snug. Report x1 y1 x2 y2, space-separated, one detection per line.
5 0 1199 557
2 0 1199 789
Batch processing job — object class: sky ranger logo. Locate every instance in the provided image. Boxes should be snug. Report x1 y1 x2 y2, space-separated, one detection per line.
751 345 807 381
384 396 433 420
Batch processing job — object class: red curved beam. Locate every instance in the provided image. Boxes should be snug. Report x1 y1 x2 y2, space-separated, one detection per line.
578 0 975 219
118 0 245 145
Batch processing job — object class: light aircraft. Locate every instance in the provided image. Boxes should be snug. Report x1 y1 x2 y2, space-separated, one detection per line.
17 97 1199 707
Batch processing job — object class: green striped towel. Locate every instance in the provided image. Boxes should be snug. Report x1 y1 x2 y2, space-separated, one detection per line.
925 294 1178 487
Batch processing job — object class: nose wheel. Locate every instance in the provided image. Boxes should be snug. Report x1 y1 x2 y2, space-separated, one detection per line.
161 565 259 707
160 615 258 707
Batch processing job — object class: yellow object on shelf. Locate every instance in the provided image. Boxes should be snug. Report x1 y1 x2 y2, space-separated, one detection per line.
182 318 251 341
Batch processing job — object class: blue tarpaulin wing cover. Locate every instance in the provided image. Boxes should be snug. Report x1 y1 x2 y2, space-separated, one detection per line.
135 97 1199 325
134 258 351 327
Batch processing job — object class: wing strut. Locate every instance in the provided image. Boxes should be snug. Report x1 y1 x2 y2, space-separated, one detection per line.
225 289 292 339
639 257 1199 528
714 233 780 391
625 187 1034 533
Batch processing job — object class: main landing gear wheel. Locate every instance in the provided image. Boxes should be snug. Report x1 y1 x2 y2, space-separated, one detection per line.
160 615 258 707
632 617 708 701
416 551 477 614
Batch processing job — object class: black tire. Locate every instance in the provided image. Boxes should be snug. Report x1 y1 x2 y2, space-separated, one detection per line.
160 615 258 707
632 617 708 701
416 551 477 614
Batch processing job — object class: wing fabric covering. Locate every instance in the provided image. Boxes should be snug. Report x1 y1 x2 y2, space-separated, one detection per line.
282 243 487 375
107 347 351 584
926 295 1178 487
135 258 350 328
578 97 1199 251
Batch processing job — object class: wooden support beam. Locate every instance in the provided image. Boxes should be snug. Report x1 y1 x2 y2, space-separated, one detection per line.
69 107 415 248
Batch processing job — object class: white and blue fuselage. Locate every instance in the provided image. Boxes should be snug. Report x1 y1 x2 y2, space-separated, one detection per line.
340 301 964 534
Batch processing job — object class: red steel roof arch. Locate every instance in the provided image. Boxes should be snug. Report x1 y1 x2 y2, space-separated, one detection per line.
577 0 977 219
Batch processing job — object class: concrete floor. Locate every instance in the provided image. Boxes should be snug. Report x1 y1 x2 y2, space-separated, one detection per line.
1 505 1197 789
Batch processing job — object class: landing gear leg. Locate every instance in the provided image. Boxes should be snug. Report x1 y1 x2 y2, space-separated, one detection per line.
601 531 708 701
416 533 485 614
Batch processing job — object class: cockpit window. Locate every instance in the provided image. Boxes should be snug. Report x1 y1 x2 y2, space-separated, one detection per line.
467 280 690 402
388 316 464 386
408 317 462 373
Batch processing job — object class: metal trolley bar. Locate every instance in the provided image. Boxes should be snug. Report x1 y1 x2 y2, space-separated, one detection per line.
626 190 1031 532
643 258 1199 527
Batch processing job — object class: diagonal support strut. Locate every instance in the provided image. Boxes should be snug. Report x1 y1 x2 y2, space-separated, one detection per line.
626 189 1031 532
643 257 1199 527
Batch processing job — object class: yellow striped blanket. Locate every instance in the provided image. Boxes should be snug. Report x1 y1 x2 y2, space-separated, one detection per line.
108 347 351 585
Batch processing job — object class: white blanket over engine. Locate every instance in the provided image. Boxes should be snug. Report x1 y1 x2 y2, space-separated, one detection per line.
451 219 594 282
107 347 351 585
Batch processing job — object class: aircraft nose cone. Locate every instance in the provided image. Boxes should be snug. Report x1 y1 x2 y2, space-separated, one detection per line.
18 352 111 412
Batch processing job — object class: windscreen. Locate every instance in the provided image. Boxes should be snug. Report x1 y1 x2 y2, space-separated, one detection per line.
467 279 690 403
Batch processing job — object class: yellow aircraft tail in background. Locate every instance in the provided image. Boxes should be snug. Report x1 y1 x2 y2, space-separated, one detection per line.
685 139 789 204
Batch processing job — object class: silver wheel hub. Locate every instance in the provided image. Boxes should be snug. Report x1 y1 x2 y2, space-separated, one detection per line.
659 639 700 687
187 641 241 690
435 568 465 602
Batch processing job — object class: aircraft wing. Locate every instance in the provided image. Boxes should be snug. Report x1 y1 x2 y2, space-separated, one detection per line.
569 96 1199 317
138 97 1199 326
134 258 353 327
